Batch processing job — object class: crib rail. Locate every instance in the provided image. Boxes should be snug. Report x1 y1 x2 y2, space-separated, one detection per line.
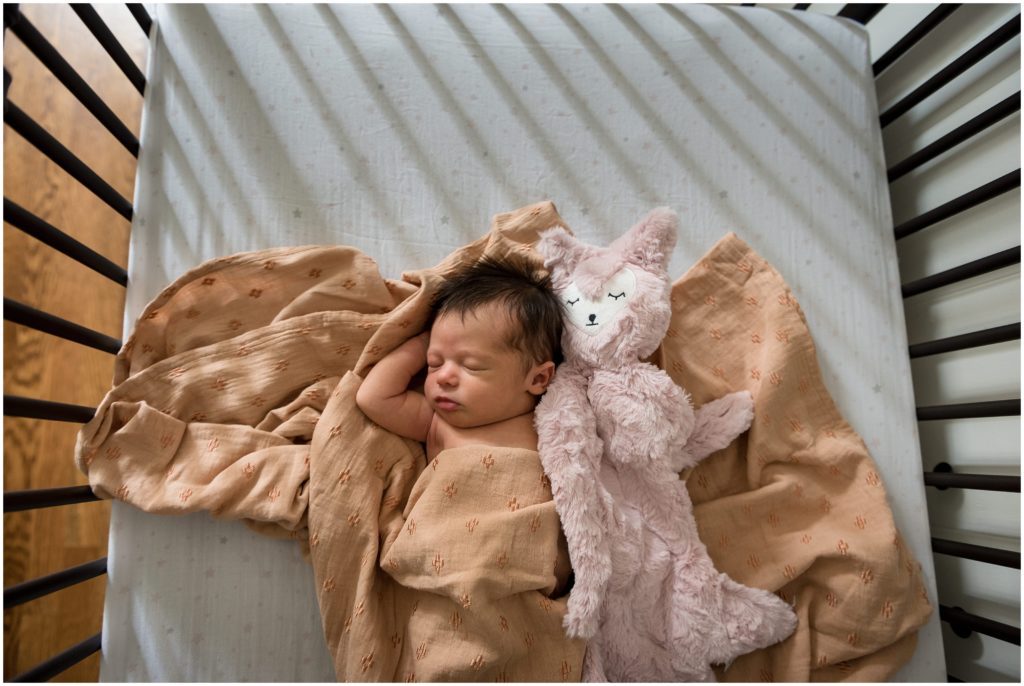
877 3 1021 682
909 323 1021 358
5 8 139 155
127 4 152 37
940 606 1021 646
5 558 109 608
931 539 1019 569
894 169 1021 239
878 14 1020 127
9 634 104 684
4 394 97 423
925 463 1020 493
4 298 123 353
902 246 1021 298
747 2 1022 682
917 399 1021 421
4 485 102 512
2 198 129 284
70 5 146 96
887 92 1020 182
3 100 134 220
3 3 150 681
872 5 960 76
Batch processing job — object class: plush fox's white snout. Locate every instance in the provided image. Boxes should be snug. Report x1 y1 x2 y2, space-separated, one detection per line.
559 268 636 336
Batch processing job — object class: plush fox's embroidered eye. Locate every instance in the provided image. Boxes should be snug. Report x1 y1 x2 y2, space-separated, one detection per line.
567 298 580 306
608 292 626 300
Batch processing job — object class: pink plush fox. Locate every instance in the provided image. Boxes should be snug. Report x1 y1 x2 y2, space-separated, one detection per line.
534 208 797 681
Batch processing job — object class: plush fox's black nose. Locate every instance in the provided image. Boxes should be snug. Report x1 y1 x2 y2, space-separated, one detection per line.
588 313 597 323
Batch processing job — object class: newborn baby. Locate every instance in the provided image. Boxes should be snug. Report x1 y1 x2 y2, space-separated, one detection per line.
355 254 581 680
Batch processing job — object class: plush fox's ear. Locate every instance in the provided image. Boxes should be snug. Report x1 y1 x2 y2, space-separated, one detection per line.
613 207 678 271
536 226 585 276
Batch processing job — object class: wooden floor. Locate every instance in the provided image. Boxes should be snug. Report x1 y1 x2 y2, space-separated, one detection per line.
3 5 148 681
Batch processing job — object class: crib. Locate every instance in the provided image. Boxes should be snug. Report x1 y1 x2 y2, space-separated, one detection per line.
3 3 1019 682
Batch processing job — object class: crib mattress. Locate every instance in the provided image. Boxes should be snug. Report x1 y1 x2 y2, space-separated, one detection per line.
107 3 943 680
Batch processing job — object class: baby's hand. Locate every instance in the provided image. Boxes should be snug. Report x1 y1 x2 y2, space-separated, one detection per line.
356 330 435 442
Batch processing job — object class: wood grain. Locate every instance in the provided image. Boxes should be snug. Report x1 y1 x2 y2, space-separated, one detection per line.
3 5 148 681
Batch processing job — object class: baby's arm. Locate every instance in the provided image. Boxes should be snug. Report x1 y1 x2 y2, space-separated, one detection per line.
355 332 434 442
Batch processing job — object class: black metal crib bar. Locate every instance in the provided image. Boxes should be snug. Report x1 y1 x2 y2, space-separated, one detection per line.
940 605 1021 646
836 4 885 25
901 246 1021 298
9 633 102 683
887 92 1021 183
917 399 1020 421
932 538 1020 569
4 297 123 354
70 4 146 96
4 395 96 423
879 14 1021 128
910 323 1021 359
744 3 885 24
127 3 152 37
4 558 108 608
873 5 961 76
4 5 139 156
924 464 1021 493
4 485 101 512
3 101 133 221
3 198 129 285
894 169 1020 240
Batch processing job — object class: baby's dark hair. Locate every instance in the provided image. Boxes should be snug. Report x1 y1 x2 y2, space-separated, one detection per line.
432 254 563 368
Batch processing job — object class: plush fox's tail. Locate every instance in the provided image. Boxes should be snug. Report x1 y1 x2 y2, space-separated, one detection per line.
710 575 798 666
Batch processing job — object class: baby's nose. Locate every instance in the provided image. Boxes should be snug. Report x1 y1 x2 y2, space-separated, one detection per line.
435 364 458 386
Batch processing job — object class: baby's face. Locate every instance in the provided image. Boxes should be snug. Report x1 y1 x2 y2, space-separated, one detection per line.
425 303 546 429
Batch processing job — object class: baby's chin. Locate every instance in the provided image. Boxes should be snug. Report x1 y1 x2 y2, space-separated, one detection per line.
436 414 480 431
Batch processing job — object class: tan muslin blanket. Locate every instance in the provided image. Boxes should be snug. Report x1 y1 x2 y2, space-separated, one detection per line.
76 201 930 681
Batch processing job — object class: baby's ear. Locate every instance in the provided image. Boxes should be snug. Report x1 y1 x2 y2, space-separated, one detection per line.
527 361 556 396
536 226 584 276
614 207 678 271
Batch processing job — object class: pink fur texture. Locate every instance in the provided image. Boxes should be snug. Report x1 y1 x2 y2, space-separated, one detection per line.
535 208 797 681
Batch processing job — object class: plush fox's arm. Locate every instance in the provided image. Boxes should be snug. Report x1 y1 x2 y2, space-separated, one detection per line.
678 391 755 469
535 365 614 639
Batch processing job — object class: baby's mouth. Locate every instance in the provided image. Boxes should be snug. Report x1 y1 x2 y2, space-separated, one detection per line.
434 396 460 412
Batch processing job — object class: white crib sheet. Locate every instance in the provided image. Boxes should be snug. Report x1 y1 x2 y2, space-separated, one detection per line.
107 3 943 681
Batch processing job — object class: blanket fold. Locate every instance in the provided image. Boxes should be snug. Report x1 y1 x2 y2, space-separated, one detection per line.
76 200 930 682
